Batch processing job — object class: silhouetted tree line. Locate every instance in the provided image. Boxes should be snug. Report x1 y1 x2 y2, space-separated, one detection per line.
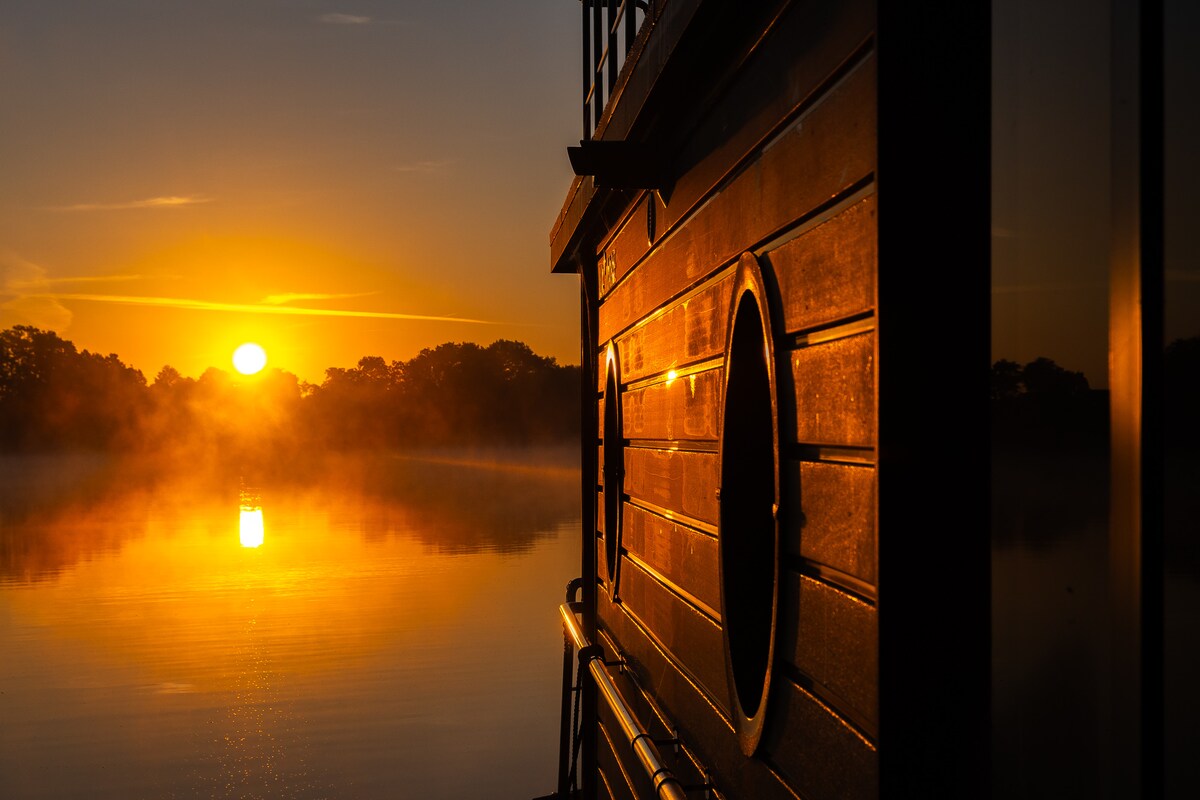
991 344 1200 451
991 355 1106 452
0 326 580 455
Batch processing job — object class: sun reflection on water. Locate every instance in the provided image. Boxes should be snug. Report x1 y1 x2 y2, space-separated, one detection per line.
239 507 265 548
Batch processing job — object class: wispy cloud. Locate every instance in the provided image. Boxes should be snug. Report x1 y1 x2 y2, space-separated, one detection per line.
261 291 375 305
394 158 456 174
5 273 162 290
0 256 73 331
39 293 495 324
318 13 372 25
50 196 214 212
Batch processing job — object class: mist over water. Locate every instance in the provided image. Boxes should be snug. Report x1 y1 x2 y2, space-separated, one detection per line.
0 450 581 799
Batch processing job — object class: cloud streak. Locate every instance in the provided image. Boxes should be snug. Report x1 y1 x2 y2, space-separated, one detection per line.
394 159 456 174
5 273 162 290
50 196 214 212
40 293 495 324
318 13 372 25
260 291 375 305
0 256 73 331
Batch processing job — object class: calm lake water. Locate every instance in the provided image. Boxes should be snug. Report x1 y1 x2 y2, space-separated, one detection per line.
0 451 581 799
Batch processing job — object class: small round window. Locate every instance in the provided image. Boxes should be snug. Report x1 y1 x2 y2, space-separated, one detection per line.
602 345 624 597
718 252 780 756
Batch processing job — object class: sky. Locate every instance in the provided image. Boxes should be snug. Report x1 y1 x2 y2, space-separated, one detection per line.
0 1 583 384
991 0 1200 389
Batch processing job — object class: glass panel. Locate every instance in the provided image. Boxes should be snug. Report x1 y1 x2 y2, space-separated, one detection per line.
1163 0 1200 795
992 0 1116 793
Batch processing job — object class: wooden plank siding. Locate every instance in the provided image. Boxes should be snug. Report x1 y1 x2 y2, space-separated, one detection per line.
597 52 877 345
782 459 877 588
597 587 803 800
788 330 875 448
767 194 877 335
615 273 732 386
581 5 881 797
622 447 719 527
620 503 721 615
623 367 722 443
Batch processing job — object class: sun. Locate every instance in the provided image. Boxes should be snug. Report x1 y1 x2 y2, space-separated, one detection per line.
232 343 268 375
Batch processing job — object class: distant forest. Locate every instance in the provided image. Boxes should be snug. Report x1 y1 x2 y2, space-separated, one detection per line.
991 342 1200 452
0 325 580 455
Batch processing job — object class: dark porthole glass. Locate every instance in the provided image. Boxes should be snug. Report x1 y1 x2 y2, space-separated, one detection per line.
718 252 780 756
603 347 624 597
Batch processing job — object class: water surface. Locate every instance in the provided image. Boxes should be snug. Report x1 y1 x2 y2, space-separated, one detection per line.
0 452 580 799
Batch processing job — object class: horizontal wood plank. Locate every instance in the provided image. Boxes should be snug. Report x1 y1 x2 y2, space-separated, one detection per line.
763 677 878 800
597 588 804 800
789 331 875 447
780 572 878 733
767 194 877 334
659 0 877 236
624 447 719 524
599 54 877 344
623 367 722 442
616 559 729 714
615 274 733 385
597 628 710 794
598 194 653 299
622 503 721 615
782 459 877 585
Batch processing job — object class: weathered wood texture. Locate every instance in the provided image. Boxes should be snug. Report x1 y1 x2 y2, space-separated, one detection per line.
615 274 732 384
782 459 877 586
780 572 878 732
623 367 722 442
623 447 719 525
586 0 876 294
598 628 711 791
616 558 730 715
790 331 875 447
763 677 879 800
658 0 876 237
621 503 721 615
598 54 877 344
768 194 877 334
597 588 802 800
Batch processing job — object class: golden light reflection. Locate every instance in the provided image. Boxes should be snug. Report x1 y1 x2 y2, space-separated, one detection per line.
239 507 264 548
666 368 678 386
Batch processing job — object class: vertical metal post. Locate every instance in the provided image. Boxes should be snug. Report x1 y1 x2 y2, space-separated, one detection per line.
607 0 619 96
593 0 604 131
624 0 637 59
579 260 600 800
582 0 592 139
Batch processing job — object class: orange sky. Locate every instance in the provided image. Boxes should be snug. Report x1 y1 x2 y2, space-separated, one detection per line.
0 2 582 383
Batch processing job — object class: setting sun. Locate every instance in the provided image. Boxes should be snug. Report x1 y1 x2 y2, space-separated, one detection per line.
232 343 267 375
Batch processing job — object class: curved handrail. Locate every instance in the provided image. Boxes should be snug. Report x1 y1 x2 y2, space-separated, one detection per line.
559 601 689 800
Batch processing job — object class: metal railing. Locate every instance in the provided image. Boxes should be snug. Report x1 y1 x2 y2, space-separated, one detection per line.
556 596 690 800
582 0 651 139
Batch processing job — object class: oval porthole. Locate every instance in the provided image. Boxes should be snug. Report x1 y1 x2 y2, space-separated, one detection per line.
602 345 624 597
718 252 780 756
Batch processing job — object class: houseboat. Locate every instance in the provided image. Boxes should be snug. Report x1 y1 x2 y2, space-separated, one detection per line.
544 1 1176 798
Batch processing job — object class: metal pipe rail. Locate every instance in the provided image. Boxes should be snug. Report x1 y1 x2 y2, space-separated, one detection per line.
559 601 689 800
